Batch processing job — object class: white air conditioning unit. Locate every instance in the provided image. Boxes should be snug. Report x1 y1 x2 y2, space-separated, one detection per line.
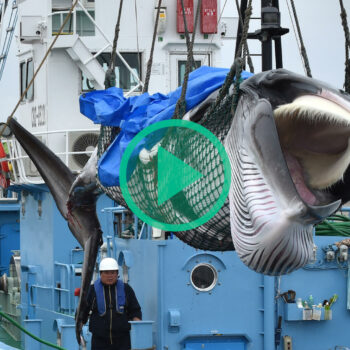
67 131 99 172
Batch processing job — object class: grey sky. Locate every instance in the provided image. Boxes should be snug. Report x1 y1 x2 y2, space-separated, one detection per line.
221 0 350 88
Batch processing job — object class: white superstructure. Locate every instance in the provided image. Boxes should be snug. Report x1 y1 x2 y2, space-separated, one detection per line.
0 0 225 184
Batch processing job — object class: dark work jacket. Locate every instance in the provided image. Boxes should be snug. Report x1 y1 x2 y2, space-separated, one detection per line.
86 281 142 343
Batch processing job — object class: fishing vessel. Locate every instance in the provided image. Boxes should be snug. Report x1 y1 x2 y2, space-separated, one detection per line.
0 1 350 349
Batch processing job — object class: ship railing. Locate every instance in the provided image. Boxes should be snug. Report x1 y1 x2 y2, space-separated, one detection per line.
48 1 143 97
1 127 100 185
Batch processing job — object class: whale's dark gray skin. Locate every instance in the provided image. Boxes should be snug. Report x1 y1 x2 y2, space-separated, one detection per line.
7 118 101 344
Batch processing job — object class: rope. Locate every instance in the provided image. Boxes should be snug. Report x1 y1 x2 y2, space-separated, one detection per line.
339 0 350 93
235 0 254 72
104 0 123 89
143 0 162 93
0 310 66 350
284 0 306 76
231 60 243 114
208 0 252 110
1 0 79 137
235 0 253 60
209 57 242 114
173 0 201 119
289 0 312 77
179 0 195 69
109 0 123 71
134 0 141 86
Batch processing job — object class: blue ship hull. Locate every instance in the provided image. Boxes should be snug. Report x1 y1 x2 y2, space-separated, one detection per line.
0 186 350 349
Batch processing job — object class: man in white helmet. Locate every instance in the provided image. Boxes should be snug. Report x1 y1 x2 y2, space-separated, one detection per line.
83 257 142 350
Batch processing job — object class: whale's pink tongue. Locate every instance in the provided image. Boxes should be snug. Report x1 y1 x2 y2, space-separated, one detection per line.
284 152 317 205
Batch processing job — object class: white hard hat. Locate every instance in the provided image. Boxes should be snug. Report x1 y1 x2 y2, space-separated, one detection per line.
99 257 119 271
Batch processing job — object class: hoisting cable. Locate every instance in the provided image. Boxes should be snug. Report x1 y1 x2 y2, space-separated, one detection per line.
209 0 252 114
339 0 350 93
1 0 79 138
172 0 202 119
179 0 196 70
134 0 141 89
0 310 66 350
288 0 312 77
227 0 253 113
99 0 124 163
104 0 124 89
235 0 252 61
143 0 162 93
235 0 254 72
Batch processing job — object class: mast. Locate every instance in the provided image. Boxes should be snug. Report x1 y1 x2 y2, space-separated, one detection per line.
235 0 289 71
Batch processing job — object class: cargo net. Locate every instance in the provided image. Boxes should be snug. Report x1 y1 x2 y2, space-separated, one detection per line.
97 94 235 251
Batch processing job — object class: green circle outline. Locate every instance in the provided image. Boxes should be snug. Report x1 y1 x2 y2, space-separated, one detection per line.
120 119 231 231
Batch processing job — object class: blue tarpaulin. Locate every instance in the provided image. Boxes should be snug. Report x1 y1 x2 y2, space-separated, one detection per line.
79 66 253 186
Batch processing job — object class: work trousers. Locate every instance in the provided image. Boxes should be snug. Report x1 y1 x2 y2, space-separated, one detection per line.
91 333 131 350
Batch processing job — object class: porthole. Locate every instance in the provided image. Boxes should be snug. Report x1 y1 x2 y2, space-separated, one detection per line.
190 263 218 292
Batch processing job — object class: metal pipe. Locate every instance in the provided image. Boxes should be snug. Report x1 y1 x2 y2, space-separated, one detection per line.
125 83 142 97
54 262 72 313
121 211 126 232
83 43 111 65
157 243 166 349
138 222 146 240
263 275 275 350
274 37 283 68
262 39 272 71
65 131 69 166
106 236 112 257
134 216 138 239
273 0 283 68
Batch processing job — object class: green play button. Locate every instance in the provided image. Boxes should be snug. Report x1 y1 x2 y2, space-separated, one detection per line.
120 119 231 231
157 146 203 205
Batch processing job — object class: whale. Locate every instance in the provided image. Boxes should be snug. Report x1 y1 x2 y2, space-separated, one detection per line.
7 68 350 342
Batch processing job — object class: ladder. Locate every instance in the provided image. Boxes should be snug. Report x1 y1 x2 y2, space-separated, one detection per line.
0 0 18 81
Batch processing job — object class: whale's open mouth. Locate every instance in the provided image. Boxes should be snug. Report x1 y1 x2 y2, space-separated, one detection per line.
274 90 350 207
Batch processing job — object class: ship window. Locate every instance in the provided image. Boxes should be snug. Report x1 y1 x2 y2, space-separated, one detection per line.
52 10 95 36
20 59 34 101
178 60 201 87
76 11 95 36
190 263 217 292
26 59 34 100
52 12 74 35
81 52 142 92
20 62 26 97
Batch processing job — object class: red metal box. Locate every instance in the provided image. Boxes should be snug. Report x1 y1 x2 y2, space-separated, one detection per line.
201 0 217 34
177 0 194 33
